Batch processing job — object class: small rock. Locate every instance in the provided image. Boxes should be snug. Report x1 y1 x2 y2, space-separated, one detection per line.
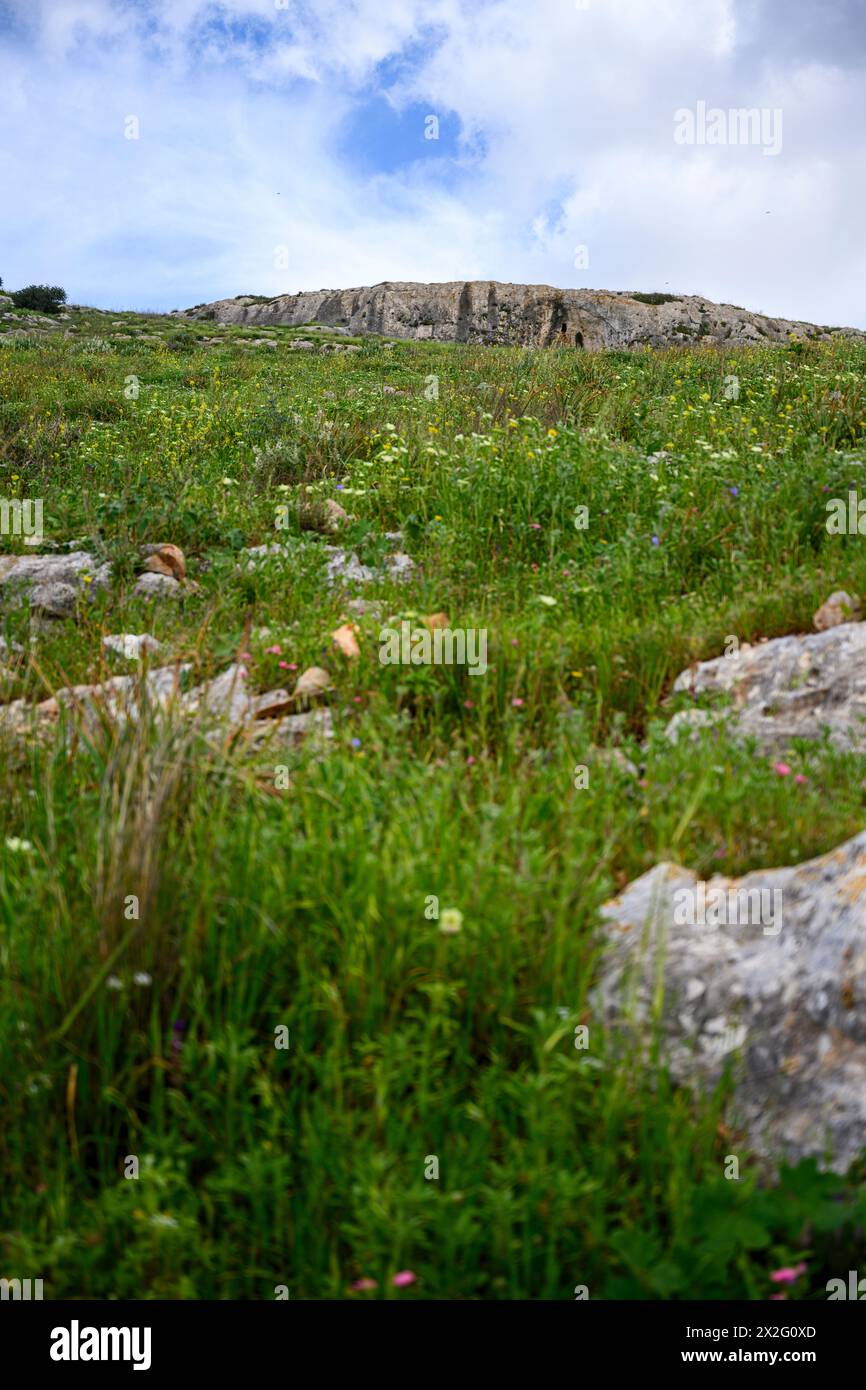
102 633 162 660
293 666 332 701
29 581 80 619
324 549 376 585
813 590 861 631
141 543 186 581
331 623 361 659
298 495 349 534
133 572 182 599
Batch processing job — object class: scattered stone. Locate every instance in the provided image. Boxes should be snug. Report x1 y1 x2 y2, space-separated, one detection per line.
385 552 415 582
133 572 182 600
596 831 866 1172
666 622 866 752
183 662 250 724
331 623 361 659
324 549 375 584
0 552 111 618
241 538 413 587
29 581 80 619
0 658 336 753
102 633 162 660
813 590 861 631
293 666 332 701
298 495 349 534
241 707 334 747
141 543 187 581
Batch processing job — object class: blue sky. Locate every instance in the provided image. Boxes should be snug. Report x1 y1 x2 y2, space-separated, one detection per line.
1 0 864 325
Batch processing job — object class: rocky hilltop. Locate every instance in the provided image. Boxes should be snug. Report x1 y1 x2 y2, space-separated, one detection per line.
178 281 864 350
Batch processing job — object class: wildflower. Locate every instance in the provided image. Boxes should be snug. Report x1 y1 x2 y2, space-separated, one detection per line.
465 756 476 766
221 477 238 486
278 660 288 669
537 595 557 606
770 1263 807 1285
773 762 791 777
106 975 124 991
133 972 152 987
265 645 282 655
350 1278 377 1291
795 773 808 785
5 837 34 853
651 536 660 547
463 699 474 708
511 697 524 707
392 1270 417 1287
351 738 361 749
439 910 463 936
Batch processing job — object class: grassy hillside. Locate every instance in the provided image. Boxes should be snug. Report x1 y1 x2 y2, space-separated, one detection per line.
2 310 866 1299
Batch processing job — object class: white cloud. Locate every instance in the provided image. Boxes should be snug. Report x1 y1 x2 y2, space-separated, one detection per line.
0 0 863 325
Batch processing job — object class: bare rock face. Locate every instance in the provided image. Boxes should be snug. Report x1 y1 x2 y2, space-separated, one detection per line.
596 832 866 1172
177 281 866 350
666 623 866 752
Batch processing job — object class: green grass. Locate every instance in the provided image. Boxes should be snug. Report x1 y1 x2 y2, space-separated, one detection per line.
2 309 866 1299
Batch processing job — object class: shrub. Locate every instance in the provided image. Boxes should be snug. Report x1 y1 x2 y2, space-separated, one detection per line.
629 291 682 306
11 284 67 314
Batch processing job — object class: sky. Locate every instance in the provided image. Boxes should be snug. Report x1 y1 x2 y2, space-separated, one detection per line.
0 0 864 324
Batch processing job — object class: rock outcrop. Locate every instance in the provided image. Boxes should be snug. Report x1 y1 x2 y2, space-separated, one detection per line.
666 621 866 753
596 831 866 1172
177 281 866 350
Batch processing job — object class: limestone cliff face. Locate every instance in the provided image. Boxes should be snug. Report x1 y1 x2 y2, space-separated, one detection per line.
178 281 864 349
